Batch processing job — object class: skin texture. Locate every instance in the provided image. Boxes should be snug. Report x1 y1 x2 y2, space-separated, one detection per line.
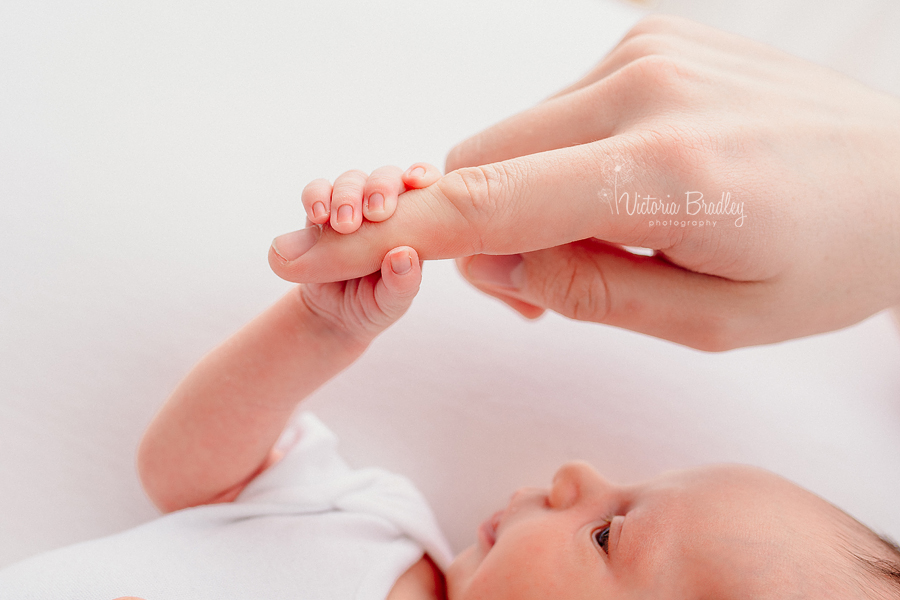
445 462 885 600
139 164 440 512
268 15 900 351
137 244 426 511
116 462 891 600
139 162 440 510
136 166 442 600
136 167 896 600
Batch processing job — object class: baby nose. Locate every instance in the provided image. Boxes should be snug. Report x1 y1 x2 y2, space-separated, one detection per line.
549 461 609 509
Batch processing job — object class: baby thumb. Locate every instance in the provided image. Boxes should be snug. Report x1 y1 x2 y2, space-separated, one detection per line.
458 240 753 351
372 246 423 326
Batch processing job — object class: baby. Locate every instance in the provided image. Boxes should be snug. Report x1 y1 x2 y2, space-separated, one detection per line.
1 165 898 600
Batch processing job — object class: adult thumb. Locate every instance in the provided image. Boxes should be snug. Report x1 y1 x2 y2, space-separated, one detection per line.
457 240 761 351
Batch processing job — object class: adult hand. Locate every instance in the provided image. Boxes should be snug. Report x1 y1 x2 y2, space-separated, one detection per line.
270 15 900 350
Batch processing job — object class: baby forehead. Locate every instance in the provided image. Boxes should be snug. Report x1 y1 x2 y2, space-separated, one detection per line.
626 467 880 599
634 464 833 519
647 463 800 494
640 465 873 563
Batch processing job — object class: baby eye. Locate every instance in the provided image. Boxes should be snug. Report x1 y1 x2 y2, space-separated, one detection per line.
592 524 611 554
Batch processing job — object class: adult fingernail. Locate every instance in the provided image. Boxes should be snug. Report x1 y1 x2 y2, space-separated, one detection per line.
271 226 320 262
367 193 384 213
390 250 413 275
466 254 524 289
336 204 353 224
312 202 327 220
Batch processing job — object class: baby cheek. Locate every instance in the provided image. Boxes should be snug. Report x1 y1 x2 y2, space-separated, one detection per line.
458 541 553 600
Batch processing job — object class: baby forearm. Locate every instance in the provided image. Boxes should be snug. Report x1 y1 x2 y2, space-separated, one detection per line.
137 286 365 513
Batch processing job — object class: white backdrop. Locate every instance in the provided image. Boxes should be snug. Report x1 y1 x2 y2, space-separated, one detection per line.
1 0 899 569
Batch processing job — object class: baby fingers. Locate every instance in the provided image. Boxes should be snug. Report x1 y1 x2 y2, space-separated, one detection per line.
300 169 370 233
300 164 442 236
363 163 441 222
372 246 422 324
362 165 405 222
301 178 334 225
329 170 368 234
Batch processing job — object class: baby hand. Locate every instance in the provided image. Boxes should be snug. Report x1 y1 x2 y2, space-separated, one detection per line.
300 246 423 345
301 163 441 234
279 160 441 343
270 162 441 265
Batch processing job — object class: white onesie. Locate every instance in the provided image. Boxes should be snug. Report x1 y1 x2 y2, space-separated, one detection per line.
0 413 454 600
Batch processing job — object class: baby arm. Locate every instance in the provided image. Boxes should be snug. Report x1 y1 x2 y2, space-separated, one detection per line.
137 164 440 514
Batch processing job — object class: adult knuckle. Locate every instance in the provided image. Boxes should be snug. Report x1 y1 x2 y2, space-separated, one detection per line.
629 124 710 183
544 251 611 323
614 33 674 63
628 54 695 88
438 163 515 253
439 167 490 218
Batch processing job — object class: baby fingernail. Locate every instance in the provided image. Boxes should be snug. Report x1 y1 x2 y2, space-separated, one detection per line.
390 250 412 275
271 226 320 262
367 193 384 213
466 254 524 289
312 201 327 220
410 166 426 177
336 204 353 224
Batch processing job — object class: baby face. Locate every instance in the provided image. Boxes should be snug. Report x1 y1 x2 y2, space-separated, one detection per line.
446 462 860 600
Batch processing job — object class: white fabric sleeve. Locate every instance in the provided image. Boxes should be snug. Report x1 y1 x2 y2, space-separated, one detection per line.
0 412 453 600
238 412 454 569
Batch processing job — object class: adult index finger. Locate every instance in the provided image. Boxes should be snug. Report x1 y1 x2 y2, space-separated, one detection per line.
269 137 704 283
